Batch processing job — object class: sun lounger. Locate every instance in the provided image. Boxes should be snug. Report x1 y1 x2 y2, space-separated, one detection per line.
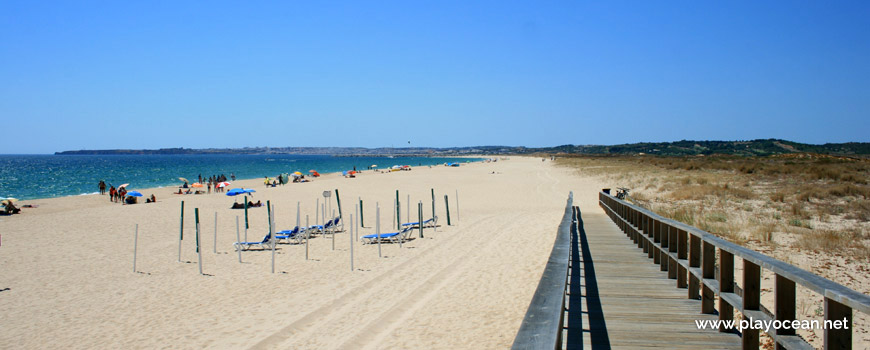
361 227 413 244
401 217 437 229
233 234 272 251
309 217 341 234
275 226 306 244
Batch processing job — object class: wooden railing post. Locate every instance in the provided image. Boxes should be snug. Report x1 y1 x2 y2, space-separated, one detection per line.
660 221 669 272
688 234 701 299
643 215 651 255
702 242 715 314
668 226 678 279
743 260 761 349
719 250 735 332
824 297 852 350
652 219 661 264
677 229 688 289
636 211 644 249
774 274 795 350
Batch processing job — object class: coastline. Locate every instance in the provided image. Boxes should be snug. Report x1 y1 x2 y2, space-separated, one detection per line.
0 155 595 349
0 154 487 202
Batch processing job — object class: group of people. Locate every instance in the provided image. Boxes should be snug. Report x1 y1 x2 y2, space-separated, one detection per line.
265 174 288 187
3 201 20 215
101 181 155 205
231 200 262 209
107 185 127 203
199 173 235 194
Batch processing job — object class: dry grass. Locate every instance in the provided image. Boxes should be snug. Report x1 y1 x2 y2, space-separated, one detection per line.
751 219 778 243
793 228 867 255
555 154 870 258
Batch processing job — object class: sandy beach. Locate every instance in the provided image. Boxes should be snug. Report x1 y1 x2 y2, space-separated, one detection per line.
0 156 601 349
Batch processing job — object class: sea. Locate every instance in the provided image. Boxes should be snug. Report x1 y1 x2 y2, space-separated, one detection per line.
0 154 483 200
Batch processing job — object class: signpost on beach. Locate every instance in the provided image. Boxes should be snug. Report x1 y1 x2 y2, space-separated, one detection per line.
376 203 381 258
323 191 331 223
133 224 139 273
406 194 410 224
213 212 217 254
331 209 335 251
266 200 272 238
178 201 184 262
244 200 249 230
359 197 364 227
431 189 436 232
235 216 242 263
334 189 343 222
349 214 354 272
305 215 310 260
315 198 320 228
455 190 459 223
418 202 424 238
355 203 360 241
195 208 203 275
296 202 300 229
396 190 400 230
445 195 451 226
270 202 275 274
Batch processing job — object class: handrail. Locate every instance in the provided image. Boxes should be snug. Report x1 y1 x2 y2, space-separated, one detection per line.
512 192 574 349
599 191 869 349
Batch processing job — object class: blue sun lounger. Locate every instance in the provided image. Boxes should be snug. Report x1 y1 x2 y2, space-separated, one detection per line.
401 217 437 229
275 226 306 244
233 234 272 251
361 227 413 244
310 217 341 234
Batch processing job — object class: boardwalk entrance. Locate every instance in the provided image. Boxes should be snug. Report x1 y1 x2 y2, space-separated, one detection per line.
566 211 741 349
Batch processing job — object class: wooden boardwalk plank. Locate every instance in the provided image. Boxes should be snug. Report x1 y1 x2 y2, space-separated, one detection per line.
564 210 741 349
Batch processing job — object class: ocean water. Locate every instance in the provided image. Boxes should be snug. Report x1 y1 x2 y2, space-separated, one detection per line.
0 154 482 200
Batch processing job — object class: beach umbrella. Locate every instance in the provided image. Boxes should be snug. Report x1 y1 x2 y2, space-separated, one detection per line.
126 191 143 197
118 183 129 189
178 177 188 183
308 170 317 173
191 183 204 188
293 171 303 176
243 189 256 194
342 171 348 176
1 198 18 205
371 165 378 168
226 188 245 196
217 182 230 188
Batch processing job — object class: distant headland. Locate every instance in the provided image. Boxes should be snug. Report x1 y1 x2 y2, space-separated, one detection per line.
55 139 870 157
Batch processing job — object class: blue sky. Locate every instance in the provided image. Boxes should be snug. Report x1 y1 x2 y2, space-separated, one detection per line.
1 1 868 153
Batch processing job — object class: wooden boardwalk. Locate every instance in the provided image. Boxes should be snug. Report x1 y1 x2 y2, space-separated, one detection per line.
565 210 742 349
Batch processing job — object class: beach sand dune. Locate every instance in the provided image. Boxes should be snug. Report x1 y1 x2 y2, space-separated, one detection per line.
0 157 602 349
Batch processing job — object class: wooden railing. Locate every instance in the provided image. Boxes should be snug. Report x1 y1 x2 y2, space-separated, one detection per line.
512 192 576 349
599 191 870 350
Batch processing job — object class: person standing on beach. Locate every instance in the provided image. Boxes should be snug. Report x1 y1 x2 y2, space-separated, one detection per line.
231 173 235 181
108 186 116 202
207 181 211 194
98 180 106 195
